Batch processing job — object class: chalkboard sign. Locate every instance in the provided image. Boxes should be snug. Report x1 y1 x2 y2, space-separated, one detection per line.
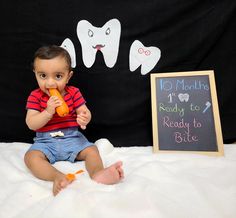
150 70 224 156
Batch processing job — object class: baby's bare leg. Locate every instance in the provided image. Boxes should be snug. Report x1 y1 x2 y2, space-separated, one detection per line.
76 146 124 184
24 150 71 195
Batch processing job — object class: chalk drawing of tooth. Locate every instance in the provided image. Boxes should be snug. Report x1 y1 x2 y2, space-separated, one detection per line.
77 19 121 68
178 93 189 102
129 40 161 75
60 38 76 68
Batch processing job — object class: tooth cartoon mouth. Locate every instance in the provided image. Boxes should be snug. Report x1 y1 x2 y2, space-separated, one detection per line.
92 44 105 50
60 38 76 68
129 40 161 75
77 19 121 68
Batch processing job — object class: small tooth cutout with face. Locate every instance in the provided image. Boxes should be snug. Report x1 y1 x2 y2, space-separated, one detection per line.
60 38 76 68
129 40 161 75
178 93 190 102
77 19 121 68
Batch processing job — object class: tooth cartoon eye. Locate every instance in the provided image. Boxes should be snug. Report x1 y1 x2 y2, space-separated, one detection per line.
138 48 144 54
138 48 151 56
105 27 111 35
145 50 151 56
88 29 94 37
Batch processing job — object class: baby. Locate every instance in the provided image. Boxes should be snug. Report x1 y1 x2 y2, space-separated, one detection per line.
24 45 124 195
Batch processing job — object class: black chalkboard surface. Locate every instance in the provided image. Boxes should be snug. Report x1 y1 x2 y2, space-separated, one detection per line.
151 71 224 156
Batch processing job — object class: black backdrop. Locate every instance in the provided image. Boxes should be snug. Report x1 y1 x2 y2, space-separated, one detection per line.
1 0 236 146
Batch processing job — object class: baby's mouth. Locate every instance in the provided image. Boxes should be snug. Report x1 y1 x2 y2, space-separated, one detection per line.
46 89 51 96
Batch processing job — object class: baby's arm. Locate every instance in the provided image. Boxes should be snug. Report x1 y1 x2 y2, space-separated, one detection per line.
76 104 92 130
26 96 61 130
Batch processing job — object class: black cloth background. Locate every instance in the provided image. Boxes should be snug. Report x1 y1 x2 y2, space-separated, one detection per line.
0 0 235 146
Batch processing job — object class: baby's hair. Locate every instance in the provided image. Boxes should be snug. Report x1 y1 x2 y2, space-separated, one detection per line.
33 45 72 71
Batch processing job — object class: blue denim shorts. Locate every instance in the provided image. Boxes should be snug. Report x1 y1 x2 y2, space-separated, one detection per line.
27 128 94 164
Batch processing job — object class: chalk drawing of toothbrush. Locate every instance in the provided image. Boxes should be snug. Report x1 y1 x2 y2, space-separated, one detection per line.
202 101 211 113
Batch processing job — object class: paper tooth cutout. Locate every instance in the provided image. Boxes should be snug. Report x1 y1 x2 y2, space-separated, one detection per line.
129 40 161 75
178 93 189 102
60 38 76 68
77 19 121 68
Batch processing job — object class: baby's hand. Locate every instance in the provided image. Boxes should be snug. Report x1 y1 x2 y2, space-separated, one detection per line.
76 111 90 129
46 96 62 115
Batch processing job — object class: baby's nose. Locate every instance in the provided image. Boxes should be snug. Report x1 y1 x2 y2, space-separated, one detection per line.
46 78 57 88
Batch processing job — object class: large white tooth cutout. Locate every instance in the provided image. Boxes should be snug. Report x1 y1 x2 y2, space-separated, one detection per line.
60 38 76 68
129 40 161 75
77 19 121 68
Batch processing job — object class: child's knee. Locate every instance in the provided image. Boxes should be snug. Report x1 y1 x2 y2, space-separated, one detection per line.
24 150 45 165
77 145 99 160
24 150 32 164
87 145 99 155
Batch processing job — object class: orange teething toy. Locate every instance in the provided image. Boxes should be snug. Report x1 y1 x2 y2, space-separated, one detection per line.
66 169 84 181
49 88 69 117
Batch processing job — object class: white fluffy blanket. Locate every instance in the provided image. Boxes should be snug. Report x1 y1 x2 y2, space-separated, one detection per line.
0 139 236 218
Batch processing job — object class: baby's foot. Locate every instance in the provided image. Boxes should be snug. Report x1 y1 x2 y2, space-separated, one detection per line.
92 161 124 185
53 173 72 196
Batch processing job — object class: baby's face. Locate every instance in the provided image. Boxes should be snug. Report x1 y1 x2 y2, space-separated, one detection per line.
34 56 73 95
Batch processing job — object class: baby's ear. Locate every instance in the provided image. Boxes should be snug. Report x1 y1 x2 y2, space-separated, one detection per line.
67 71 73 82
69 70 73 76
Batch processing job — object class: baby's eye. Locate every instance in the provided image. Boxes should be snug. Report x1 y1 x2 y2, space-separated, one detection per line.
55 74 63 80
39 73 47 79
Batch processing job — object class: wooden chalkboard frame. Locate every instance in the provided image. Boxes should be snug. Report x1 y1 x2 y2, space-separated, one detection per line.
150 70 224 156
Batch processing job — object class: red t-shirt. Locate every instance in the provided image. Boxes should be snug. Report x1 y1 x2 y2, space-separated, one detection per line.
26 86 86 132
